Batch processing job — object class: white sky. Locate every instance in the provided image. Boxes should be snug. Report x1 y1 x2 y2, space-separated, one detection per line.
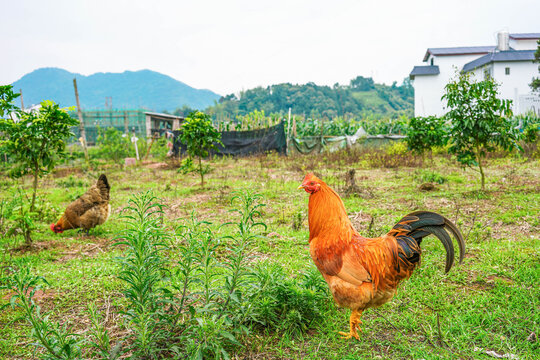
2 0 539 95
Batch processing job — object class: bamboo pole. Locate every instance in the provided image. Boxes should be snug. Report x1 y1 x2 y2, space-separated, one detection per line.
73 78 89 162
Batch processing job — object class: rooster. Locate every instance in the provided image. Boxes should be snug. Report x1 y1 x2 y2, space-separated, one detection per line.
298 173 465 340
51 174 111 234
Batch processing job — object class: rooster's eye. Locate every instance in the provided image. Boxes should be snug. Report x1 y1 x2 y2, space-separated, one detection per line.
310 182 315 185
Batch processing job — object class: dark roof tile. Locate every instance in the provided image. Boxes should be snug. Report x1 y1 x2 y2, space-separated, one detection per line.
462 50 535 72
410 66 440 79
423 46 496 61
509 33 540 40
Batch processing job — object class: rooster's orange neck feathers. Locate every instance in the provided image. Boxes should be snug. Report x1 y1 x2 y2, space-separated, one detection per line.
307 180 354 243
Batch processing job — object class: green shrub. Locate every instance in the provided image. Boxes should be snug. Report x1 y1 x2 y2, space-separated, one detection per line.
406 116 448 156
95 127 132 165
247 262 329 336
385 141 408 156
180 111 222 186
55 175 87 188
413 169 447 184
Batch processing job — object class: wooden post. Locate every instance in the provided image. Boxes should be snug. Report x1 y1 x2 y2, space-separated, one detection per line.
73 78 89 162
145 113 152 139
145 134 156 161
287 108 292 135
292 115 297 137
286 108 292 154
19 89 24 110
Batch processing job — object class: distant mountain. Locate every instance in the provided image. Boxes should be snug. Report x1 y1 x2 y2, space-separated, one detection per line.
11 68 221 111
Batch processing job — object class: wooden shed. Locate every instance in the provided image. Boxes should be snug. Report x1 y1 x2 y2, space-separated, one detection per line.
145 112 184 138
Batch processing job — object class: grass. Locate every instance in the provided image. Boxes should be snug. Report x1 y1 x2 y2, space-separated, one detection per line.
0 150 539 359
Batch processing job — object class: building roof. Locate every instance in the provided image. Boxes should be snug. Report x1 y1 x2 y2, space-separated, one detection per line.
509 33 540 40
423 46 496 61
409 66 440 79
144 111 184 120
462 50 536 72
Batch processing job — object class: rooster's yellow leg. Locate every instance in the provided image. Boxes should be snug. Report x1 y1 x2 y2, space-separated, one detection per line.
339 309 362 340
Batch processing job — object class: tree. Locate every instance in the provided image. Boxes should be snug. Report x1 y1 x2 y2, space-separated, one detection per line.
173 104 198 117
180 111 222 187
443 72 519 190
530 39 540 92
406 116 448 159
0 85 21 117
96 127 131 165
350 76 375 91
0 85 78 243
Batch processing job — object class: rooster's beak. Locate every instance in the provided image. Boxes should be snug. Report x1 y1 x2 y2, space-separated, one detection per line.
297 184 305 189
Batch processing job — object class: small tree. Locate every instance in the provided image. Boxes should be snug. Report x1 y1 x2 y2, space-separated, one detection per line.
180 111 222 187
0 86 78 243
0 85 21 117
530 39 540 92
406 116 448 159
96 127 131 165
443 72 519 190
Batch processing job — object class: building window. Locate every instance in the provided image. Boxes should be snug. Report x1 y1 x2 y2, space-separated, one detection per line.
430 58 434 66
505 67 510 75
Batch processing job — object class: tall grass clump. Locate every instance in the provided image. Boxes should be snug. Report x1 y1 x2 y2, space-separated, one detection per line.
1 265 84 359
174 191 267 359
114 191 170 358
247 263 330 337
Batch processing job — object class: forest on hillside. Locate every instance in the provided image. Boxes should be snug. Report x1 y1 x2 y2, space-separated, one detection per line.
195 76 413 120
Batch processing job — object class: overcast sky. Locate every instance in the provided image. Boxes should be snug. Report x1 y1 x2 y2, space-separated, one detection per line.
2 0 539 95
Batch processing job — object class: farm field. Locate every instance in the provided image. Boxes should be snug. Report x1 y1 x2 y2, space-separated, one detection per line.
0 150 539 359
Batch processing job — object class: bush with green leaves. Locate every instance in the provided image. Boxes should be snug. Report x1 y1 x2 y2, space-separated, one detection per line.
0 88 78 211
530 39 540 91
443 72 521 190
180 111 222 186
95 127 132 165
0 86 77 243
413 169 447 184
247 262 330 336
406 116 448 157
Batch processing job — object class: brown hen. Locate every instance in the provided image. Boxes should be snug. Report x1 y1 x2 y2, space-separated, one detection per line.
51 174 111 234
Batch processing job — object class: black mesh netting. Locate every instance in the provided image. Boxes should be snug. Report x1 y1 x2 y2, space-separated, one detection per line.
172 121 287 156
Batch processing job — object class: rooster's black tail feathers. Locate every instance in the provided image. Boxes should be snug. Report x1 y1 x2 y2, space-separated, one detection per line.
390 211 465 273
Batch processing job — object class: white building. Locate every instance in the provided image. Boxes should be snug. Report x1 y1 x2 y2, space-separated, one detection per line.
409 32 540 117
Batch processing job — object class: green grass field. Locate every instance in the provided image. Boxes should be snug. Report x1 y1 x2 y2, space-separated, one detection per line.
1 151 538 359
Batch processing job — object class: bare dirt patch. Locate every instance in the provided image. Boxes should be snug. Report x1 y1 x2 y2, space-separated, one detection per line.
55 237 112 262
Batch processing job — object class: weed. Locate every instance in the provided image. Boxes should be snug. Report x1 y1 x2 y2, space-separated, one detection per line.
246 262 329 336
87 303 121 359
55 175 87 188
1 265 84 359
114 191 170 358
414 169 447 184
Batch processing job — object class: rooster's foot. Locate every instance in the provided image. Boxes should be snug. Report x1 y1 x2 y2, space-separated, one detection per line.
339 330 360 340
339 309 362 340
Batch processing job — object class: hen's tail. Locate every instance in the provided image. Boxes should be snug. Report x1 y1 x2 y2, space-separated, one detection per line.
96 174 110 200
388 211 465 273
